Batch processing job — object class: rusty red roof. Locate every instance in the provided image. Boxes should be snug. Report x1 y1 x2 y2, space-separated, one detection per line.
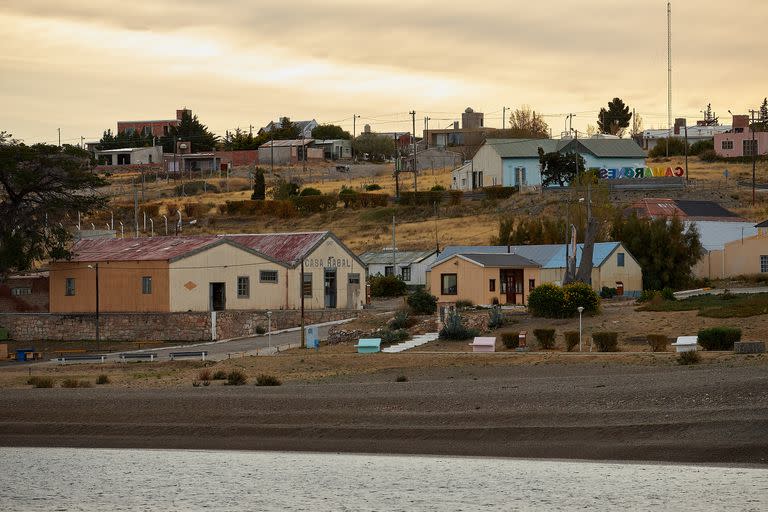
63 232 329 265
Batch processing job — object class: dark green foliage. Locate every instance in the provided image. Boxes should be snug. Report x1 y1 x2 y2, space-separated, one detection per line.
311 124 351 140
96 129 153 150
212 370 227 380
563 282 600 316
369 274 407 297
698 149 718 162
352 133 396 161
407 288 438 315
255 326 266 335
255 374 282 386
430 184 446 192
300 187 322 196
538 149 586 187
271 179 300 200
533 328 556 349
487 305 505 329
697 327 741 351
252 168 266 200
689 139 714 155
348 192 389 208
226 370 248 386
661 287 676 301
175 181 219 196
648 137 688 157
27 376 53 388
390 311 413 330
381 329 409 344
646 334 668 352
222 128 260 150
439 309 479 341
365 183 382 191
483 186 518 200
159 110 219 153
527 283 566 318
677 351 700 365
492 215 570 246
637 292 768 318
600 287 617 299
592 332 619 352
501 331 519 349
338 187 357 208
611 213 703 291
291 194 338 214
455 299 474 310
95 374 111 385
563 331 580 352
0 141 108 275
597 97 632 136
395 375 408 382
398 191 445 206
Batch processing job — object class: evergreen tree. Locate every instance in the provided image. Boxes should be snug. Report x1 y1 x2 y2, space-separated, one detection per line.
160 110 219 153
311 124 351 140
538 148 584 187
597 98 633 137
251 168 266 200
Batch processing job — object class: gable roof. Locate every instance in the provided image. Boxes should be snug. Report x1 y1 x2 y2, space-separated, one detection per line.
359 249 436 266
458 253 540 268
433 242 623 269
484 137 645 159
627 198 742 221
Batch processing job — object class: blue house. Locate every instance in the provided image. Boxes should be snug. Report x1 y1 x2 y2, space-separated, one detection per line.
452 136 646 190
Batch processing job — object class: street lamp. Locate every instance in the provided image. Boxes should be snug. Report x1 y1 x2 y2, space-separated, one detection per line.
266 311 272 348
87 264 100 350
577 306 584 352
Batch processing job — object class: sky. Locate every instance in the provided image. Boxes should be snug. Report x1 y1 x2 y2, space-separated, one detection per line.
2 0 767 145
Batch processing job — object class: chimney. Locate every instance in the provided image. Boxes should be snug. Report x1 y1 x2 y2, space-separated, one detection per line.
453 121 459 130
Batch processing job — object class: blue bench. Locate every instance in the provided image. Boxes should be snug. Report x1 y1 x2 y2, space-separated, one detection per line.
120 352 158 362
169 351 208 361
354 338 381 354
54 354 107 363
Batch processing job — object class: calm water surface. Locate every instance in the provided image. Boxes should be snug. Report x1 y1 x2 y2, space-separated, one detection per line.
1 448 766 511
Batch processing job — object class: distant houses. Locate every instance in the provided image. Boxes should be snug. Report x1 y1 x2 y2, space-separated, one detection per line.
714 114 767 158
359 249 438 287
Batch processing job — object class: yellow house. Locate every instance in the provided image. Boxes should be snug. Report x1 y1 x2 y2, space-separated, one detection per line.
694 227 768 279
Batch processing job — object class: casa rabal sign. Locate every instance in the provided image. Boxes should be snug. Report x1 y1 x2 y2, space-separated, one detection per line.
303 256 353 269
596 166 685 180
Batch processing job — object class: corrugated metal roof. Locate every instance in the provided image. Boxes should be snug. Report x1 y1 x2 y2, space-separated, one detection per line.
459 253 540 267
259 139 315 148
485 137 645 159
487 139 556 158
685 221 758 250
628 198 742 221
565 138 645 158
433 242 622 269
65 232 330 265
359 249 436 265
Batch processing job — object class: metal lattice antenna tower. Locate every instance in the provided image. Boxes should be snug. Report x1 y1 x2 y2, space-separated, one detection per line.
667 2 672 133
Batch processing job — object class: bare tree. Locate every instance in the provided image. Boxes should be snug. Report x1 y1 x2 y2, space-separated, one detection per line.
508 106 549 138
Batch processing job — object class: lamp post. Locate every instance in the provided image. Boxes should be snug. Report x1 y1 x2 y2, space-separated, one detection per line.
577 306 584 352
88 264 100 350
266 310 272 349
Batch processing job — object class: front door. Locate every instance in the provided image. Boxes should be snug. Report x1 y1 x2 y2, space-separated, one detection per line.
346 273 360 309
210 282 226 311
324 269 337 308
500 269 523 305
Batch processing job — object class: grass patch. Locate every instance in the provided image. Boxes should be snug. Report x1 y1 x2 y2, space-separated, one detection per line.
226 370 248 386
677 351 701 365
637 293 768 318
255 374 282 386
61 378 92 388
95 374 110 385
27 376 53 388
212 370 227 380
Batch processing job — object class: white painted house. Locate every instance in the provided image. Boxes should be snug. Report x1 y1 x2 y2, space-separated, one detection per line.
359 249 438 287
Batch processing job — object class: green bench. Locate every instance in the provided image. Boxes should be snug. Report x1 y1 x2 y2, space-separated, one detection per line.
354 338 381 354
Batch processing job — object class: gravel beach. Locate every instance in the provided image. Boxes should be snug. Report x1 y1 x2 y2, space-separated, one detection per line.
1 363 767 464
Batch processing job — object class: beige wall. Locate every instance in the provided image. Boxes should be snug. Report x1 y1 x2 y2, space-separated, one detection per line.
429 256 540 305
299 237 366 310
598 245 643 294
693 250 725 279
50 260 170 313
693 234 768 279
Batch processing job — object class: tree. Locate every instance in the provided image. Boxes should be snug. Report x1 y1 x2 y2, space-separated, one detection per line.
598 98 632 137
352 133 396 161
755 98 768 132
311 124 351 140
222 128 259 150
610 213 703 290
96 129 153 151
630 112 644 139
0 139 107 275
251 168 266 200
538 148 585 187
507 106 549 138
159 110 219 153
648 137 688 158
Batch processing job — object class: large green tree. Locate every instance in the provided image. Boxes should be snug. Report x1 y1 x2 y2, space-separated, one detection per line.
598 97 633 137
352 133 396 161
222 128 260 150
538 148 585 187
96 129 153 150
610 213 703 290
311 124 351 140
0 137 107 275
160 110 219 153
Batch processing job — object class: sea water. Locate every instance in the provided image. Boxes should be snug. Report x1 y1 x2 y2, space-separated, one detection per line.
1 448 766 511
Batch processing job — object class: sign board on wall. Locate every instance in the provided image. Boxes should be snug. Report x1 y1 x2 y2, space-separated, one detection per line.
596 166 684 180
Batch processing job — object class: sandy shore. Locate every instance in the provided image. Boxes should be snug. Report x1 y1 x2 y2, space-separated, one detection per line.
1 363 767 464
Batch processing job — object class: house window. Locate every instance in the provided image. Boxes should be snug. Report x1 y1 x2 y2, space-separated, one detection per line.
237 276 250 298
11 287 31 296
721 140 733 150
348 273 360 285
384 266 394 276
761 255 768 273
303 273 313 297
489 279 496 292
401 267 411 282
142 276 152 295
260 270 278 283
65 278 75 296
744 139 758 157
617 252 625 267
529 279 536 291
441 274 457 295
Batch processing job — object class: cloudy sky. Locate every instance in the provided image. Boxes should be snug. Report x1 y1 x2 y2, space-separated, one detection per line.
2 0 766 144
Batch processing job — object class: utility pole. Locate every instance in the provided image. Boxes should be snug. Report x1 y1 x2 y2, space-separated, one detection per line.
410 110 417 192
58 128 61 147
684 123 689 182
392 215 397 272
667 1 672 158
434 202 440 255
503 106 508 129
750 109 758 206
300 256 306 349
352 114 360 160
424 117 431 149
133 179 139 238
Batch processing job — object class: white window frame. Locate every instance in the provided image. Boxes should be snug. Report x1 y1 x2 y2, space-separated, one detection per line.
237 276 250 298
259 270 279 284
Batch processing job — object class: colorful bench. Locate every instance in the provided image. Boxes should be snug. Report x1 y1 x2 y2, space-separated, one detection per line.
354 338 381 354
671 336 698 353
469 337 496 353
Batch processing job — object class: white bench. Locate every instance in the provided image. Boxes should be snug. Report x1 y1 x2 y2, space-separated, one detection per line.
469 337 496 353
671 336 698 353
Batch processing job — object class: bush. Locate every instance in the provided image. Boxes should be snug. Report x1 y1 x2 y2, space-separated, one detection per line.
592 332 619 352
212 370 227 380
448 190 463 206
61 378 92 388
563 282 600 316
380 329 409 344
699 149 718 162
648 137 688 157
430 185 446 192
455 299 474 310
439 309 478 341
352 192 389 208
292 194 338 214
299 187 322 196
646 334 668 352
370 274 407 297
27 376 53 388
174 181 218 196
697 327 741 351
95 374 111 385
563 331 580 352
533 328 556 349
365 183 382 191
395 375 408 382
223 199 297 218
255 374 282 386
271 179 299 199
390 310 412 330
483 185 518 200
338 187 358 208
487 306 505 329
528 283 566 318
407 288 437 315
255 325 266 335
677 351 700 365
689 139 714 155
501 331 519 349
661 287 676 301
226 370 248 386
197 369 212 382
184 202 209 218
600 286 617 299
142 203 161 217
398 191 444 206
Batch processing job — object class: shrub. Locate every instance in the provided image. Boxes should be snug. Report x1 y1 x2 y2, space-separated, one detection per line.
271 179 299 199
390 310 412 330
646 334 668 352
226 370 248 386
407 288 437 315
448 190 463 206
380 329 409 344
487 306 505 329
430 184 446 191
592 332 619 352
600 286 617 299
352 192 389 208
370 274 407 297
365 183 382 191
455 299 474 310
184 202 209 218
142 203 161 217
197 369 212 381
291 194 338 214
255 325 266 335
563 331 580 352
661 287 676 301
528 283 566 318
638 289 658 303
251 168 266 200
533 328 556 349
212 370 227 380
299 187 322 196
689 139 714 155
483 185 518 200
339 187 358 208
698 149 718 162
95 374 111 385
255 374 282 386
648 137 688 157
501 331 519 349
175 181 218 196
61 378 91 388
439 309 478 341
395 375 408 382
27 376 53 388
677 351 700 365
563 282 600 316
697 327 741 351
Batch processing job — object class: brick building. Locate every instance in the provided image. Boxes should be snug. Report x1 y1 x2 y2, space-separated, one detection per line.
117 108 190 137
0 273 49 312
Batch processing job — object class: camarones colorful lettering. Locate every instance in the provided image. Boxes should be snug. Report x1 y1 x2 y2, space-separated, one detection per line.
596 166 685 179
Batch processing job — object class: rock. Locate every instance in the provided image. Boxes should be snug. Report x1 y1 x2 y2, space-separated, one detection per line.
733 341 766 354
